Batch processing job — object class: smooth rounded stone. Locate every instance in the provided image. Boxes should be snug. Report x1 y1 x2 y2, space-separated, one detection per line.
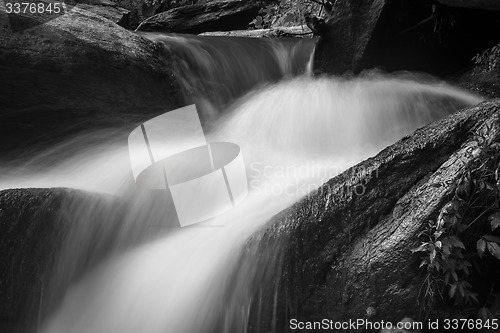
0 7 183 157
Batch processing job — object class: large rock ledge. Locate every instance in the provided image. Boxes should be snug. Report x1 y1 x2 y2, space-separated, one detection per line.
135 0 265 34
0 187 178 333
237 100 500 331
0 8 183 157
0 189 120 333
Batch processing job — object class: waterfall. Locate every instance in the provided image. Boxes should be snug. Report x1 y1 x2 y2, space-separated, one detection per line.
139 33 317 120
0 34 483 333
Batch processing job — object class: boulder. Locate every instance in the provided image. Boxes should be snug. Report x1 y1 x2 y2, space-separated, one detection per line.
457 43 500 98
0 185 187 333
0 189 117 332
0 8 183 158
233 100 500 331
313 0 500 76
69 0 131 27
0 187 180 333
313 0 390 75
136 0 265 34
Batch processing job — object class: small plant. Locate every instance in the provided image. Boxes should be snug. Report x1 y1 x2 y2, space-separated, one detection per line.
473 43 500 72
413 122 500 320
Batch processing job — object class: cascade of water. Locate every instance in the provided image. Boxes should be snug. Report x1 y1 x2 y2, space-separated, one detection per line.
140 33 317 119
33 75 481 333
0 33 484 333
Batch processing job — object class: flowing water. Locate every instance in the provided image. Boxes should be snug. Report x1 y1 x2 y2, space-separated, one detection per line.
0 34 484 332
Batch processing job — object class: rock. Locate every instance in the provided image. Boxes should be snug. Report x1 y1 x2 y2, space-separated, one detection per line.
0 189 117 332
69 0 131 27
200 25 313 38
76 4 130 27
458 68 500 98
313 0 390 75
136 0 265 34
437 0 500 11
0 8 183 158
116 0 166 28
313 0 500 75
457 43 500 98
0 187 179 332
234 101 500 331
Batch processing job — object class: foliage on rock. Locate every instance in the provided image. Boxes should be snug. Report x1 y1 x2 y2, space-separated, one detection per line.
473 43 500 72
413 121 500 321
249 0 327 29
143 0 204 11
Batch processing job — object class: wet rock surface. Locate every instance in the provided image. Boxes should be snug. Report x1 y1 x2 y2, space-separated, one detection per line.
0 189 116 332
314 0 500 76
241 100 500 331
0 8 183 159
313 0 390 75
135 0 265 34
69 0 131 27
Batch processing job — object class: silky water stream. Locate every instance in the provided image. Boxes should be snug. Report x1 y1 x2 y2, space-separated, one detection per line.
0 34 484 333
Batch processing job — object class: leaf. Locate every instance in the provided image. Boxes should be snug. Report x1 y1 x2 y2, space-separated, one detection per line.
443 244 451 258
484 234 500 244
489 212 500 231
461 177 471 195
477 238 487 258
487 242 500 260
449 236 465 249
449 284 457 298
430 249 437 263
458 283 465 297
411 242 429 253
434 230 444 239
448 216 458 227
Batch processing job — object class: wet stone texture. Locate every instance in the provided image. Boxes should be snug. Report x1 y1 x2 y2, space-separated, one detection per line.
243 100 500 332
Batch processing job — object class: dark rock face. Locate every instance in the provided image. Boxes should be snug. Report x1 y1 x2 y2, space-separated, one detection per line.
0 8 183 159
457 43 500 98
70 0 131 27
136 0 265 34
314 0 500 76
458 68 500 99
239 101 500 331
0 189 66 333
0 187 181 333
313 0 390 75
116 0 164 28
0 189 120 333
